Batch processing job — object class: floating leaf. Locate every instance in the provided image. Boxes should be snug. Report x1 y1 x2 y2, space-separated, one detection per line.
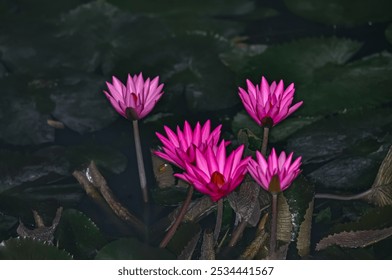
0 76 55 145
298 52 392 115
284 0 392 27
0 146 69 193
56 209 106 259
239 37 362 85
316 227 392 251
50 73 117 133
95 237 174 260
0 237 72 259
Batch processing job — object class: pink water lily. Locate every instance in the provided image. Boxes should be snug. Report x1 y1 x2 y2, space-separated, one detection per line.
238 76 303 127
104 73 164 120
248 148 302 193
155 120 223 169
175 141 250 202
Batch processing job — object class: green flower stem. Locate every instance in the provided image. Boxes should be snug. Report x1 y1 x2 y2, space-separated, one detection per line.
261 127 270 157
132 120 148 203
214 199 224 242
159 186 194 248
269 193 278 258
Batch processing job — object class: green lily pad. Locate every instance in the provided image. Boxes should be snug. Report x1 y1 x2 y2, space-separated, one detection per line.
238 37 362 85
95 237 175 260
0 237 72 259
284 0 392 27
50 72 117 134
55 209 106 259
0 75 55 145
386 24 392 45
0 146 69 193
299 52 392 116
287 107 392 165
118 31 239 113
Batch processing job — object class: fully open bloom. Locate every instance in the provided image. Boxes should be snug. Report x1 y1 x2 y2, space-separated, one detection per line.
175 141 250 202
154 120 222 169
104 73 164 120
248 148 302 193
238 76 303 127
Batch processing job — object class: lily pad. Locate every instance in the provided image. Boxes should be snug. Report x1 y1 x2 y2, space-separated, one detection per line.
0 75 55 145
116 31 238 113
238 37 362 85
284 0 392 27
298 52 392 116
287 107 392 165
151 186 189 206
0 237 72 259
95 237 174 260
0 146 69 193
55 209 106 259
50 72 117 134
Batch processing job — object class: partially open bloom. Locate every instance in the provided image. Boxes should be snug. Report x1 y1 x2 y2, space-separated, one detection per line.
248 148 302 193
104 73 164 120
154 120 222 169
238 77 303 127
175 141 250 202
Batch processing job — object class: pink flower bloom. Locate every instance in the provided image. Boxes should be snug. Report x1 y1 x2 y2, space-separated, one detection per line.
248 148 302 193
175 141 250 202
104 73 164 120
154 120 222 169
238 76 303 127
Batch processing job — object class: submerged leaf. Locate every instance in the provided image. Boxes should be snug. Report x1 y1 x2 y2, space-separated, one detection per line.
200 230 215 260
177 230 201 260
316 227 392 251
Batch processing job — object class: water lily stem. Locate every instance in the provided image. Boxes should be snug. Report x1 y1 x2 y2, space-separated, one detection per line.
261 127 270 157
133 120 148 203
214 199 223 242
228 219 248 247
315 189 372 200
160 186 194 248
269 193 278 258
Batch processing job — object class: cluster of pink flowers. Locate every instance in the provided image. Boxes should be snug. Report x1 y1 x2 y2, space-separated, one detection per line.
104 73 303 200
